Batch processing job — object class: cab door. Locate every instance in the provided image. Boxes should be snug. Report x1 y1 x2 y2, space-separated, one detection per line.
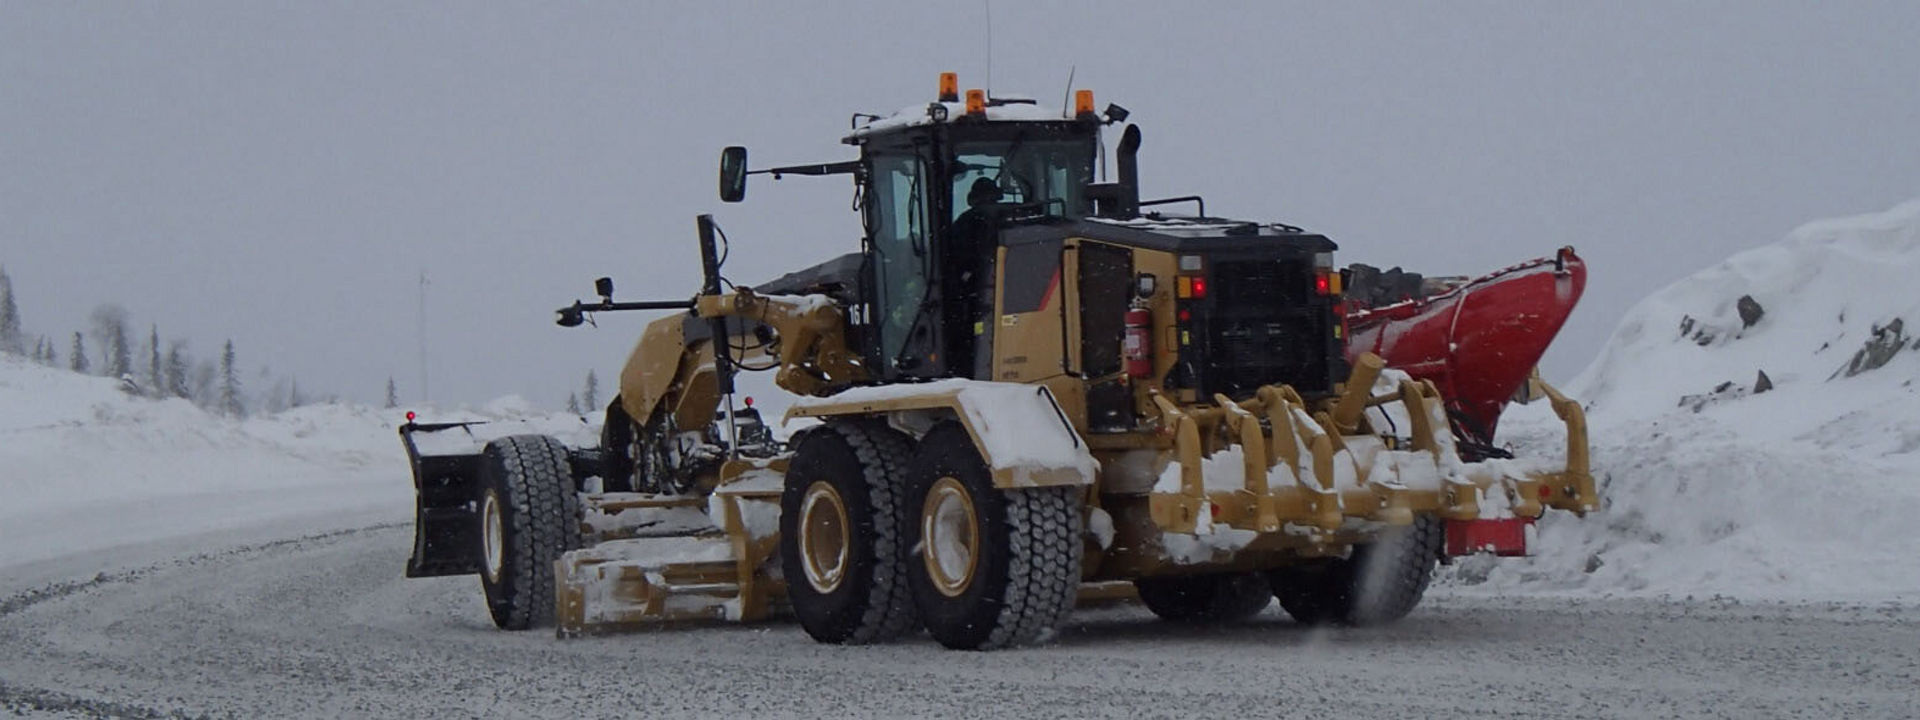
863 150 943 379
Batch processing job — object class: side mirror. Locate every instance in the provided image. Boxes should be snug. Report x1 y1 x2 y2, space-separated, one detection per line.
719 146 748 203
595 277 614 301
556 302 585 328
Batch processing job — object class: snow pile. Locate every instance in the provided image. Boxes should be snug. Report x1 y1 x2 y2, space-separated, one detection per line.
0 355 590 573
1452 199 1920 602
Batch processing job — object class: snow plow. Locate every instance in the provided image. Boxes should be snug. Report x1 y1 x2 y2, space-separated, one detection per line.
402 75 1598 649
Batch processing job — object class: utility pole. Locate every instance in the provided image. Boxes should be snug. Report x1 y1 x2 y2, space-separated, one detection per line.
418 270 431 405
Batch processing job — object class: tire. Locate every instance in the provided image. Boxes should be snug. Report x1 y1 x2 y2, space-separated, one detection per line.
780 420 920 644
1135 572 1272 623
478 435 583 630
1268 513 1443 626
906 424 1083 650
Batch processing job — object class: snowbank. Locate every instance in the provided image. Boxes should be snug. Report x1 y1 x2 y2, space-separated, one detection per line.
1448 199 1920 602
0 356 589 574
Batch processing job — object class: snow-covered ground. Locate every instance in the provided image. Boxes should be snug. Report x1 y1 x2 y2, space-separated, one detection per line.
1443 199 1920 602
0 358 595 577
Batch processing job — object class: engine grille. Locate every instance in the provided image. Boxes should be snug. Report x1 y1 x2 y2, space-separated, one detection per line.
1197 258 1334 398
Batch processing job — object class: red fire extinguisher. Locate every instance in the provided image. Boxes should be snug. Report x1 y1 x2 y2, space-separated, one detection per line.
1124 307 1154 378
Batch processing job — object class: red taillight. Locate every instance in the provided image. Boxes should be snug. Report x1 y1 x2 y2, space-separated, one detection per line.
1177 309 1192 323
1315 273 1331 295
1189 277 1207 298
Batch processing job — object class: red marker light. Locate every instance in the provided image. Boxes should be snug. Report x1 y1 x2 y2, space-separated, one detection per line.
1189 277 1207 298
405 411 416 422
1177 309 1192 323
1315 273 1331 295
743 396 754 408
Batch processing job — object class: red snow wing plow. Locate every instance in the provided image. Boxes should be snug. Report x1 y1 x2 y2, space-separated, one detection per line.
1346 247 1591 557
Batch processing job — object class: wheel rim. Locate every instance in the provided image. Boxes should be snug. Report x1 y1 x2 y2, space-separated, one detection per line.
921 476 979 597
481 491 504 583
798 481 851 594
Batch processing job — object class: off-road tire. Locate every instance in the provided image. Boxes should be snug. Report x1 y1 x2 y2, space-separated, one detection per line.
478 435 583 630
1135 572 1273 623
780 420 920 644
906 424 1083 650
1268 513 1443 626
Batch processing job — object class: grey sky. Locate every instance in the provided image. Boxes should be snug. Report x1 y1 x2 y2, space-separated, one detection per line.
5 2 1918 409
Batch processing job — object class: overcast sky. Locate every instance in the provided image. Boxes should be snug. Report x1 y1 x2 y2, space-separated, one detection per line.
5 2 1918 410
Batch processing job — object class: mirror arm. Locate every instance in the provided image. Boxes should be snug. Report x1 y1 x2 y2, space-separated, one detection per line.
751 160 861 178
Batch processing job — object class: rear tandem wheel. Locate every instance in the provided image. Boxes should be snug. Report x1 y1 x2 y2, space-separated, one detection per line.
904 423 1084 650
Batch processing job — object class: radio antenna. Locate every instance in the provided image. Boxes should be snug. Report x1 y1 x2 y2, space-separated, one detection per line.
1060 65 1076 119
983 0 992 97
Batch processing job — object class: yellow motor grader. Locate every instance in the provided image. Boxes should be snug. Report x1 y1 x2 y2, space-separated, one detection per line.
401 75 1597 650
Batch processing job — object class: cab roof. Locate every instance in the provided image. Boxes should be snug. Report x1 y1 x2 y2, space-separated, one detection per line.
843 96 1088 144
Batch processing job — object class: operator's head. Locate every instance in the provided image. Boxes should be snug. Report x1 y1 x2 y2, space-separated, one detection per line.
967 177 1003 208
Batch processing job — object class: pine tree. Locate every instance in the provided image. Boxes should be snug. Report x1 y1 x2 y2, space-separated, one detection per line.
567 392 581 414
288 378 304 408
385 377 398 409
583 370 599 412
39 335 57 366
165 341 190 399
146 325 162 397
0 264 23 356
88 304 130 379
69 332 88 373
219 339 242 417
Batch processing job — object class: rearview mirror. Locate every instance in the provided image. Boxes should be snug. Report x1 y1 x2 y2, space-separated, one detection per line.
719 146 748 203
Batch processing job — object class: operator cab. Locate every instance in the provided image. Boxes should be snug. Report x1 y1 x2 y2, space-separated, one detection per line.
843 90 1103 380
724 74 1344 412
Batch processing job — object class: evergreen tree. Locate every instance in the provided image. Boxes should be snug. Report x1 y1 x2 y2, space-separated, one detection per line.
583 370 599 412
219 340 242 417
0 264 23 356
385 377 398 409
69 332 88 373
288 378 305 409
567 392 581 414
39 335 57 366
146 325 162 397
89 304 131 379
165 341 191 399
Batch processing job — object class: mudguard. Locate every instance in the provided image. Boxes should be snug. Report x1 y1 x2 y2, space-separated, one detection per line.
785 379 1097 488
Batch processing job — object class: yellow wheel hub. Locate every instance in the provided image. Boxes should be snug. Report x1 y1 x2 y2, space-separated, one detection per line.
798 481 851 594
921 476 980 597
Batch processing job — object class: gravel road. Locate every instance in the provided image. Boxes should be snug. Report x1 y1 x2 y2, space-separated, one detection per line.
2 524 1915 719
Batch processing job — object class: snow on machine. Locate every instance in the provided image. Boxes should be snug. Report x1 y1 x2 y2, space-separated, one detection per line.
401 75 1598 649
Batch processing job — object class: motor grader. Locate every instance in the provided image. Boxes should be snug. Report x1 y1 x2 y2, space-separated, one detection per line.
401 75 1597 650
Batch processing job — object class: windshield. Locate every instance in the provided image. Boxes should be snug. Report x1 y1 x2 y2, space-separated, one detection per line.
950 137 1095 221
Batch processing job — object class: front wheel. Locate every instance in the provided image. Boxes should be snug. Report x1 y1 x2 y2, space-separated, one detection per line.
906 424 1083 650
477 435 582 630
